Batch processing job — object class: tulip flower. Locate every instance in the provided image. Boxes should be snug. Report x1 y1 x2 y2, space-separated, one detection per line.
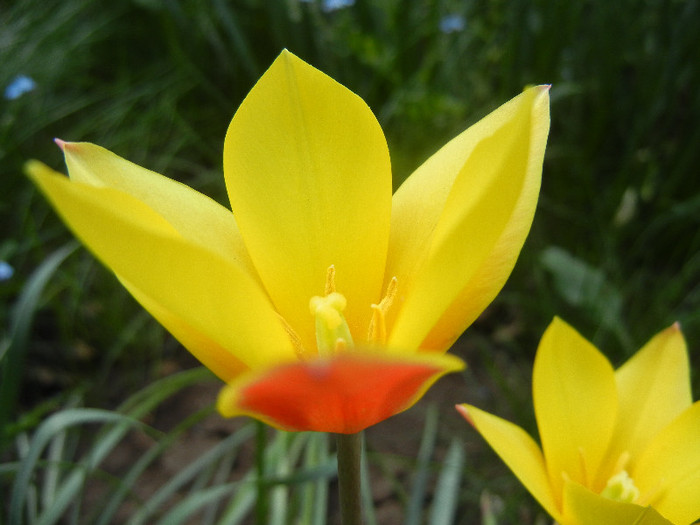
27 50 549 434
458 318 700 525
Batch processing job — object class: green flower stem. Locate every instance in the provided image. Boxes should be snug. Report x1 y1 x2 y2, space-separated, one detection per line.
336 432 364 525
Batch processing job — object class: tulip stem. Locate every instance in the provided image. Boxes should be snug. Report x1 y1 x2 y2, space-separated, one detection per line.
335 432 364 525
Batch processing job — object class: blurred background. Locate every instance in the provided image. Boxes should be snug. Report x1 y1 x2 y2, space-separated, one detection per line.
1 0 699 523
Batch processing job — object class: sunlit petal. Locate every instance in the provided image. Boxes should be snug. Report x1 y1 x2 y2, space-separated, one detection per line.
533 318 617 503
218 351 464 433
387 86 550 351
633 401 700 524
224 50 392 351
457 404 560 521
609 323 691 472
562 481 673 525
27 162 295 371
59 141 257 275
120 278 249 382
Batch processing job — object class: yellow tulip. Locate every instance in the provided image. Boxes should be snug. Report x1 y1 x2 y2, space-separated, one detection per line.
459 318 700 524
27 50 549 433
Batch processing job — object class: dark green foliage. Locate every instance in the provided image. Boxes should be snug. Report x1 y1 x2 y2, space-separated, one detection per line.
1 0 699 521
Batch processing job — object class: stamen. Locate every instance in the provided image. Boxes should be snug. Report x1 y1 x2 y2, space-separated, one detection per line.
369 305 387 345
277 313 307 359
612 451 631 475
379 277 398 310
334 338 348 353
577 447 589 487
368 277 398 345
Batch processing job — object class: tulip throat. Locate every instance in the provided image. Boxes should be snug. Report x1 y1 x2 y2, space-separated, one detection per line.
308 266 399 356
600 470 640 503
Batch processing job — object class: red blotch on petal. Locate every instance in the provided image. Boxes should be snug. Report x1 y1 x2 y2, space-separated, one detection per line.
222 353 463 433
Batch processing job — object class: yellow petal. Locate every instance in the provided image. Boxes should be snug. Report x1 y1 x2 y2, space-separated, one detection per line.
218 351 464 433
223 50 392 351
120 277 249 382
27 161 295 372
387 86 550 351
533 318 617 505
59 141 257 275
609 323 691 471
562 481 673 525
633 401 700 524
457 404 561 521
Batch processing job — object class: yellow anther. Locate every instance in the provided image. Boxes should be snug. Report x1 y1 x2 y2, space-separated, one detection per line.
378 277 398 310
368 277 398 345
325 265 336 295
601 470 640 503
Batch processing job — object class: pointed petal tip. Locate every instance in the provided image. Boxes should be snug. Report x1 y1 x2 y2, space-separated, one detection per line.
535 84 551 102
548 315 568 331
655 320 687 347
456 403 474 425
660 320 685 343
54 138 82 153
276 48 299 66
524 84 550 95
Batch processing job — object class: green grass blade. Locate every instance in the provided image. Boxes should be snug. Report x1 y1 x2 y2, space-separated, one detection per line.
405 404 439 525
93 404 216 525
27 369 211 525
214 429 297 525
268 432 292 525
39 369 212 524
127 423 255 525
299 432 330 525
215 474 257 525
0 243 78 448
9 408 141 525
40 423 68 512
429 439 465 525
155 482 240 525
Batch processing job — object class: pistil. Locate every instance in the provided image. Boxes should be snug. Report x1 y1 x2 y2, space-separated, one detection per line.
600 470 640 503
310 267 354 356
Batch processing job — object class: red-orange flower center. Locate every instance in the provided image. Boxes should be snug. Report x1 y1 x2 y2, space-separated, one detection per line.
233 354 452 434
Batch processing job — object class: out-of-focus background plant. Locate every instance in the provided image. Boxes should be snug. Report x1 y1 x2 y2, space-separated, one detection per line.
1 0 698 523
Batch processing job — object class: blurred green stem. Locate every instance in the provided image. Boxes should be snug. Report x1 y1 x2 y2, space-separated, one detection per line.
336 432 363 525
